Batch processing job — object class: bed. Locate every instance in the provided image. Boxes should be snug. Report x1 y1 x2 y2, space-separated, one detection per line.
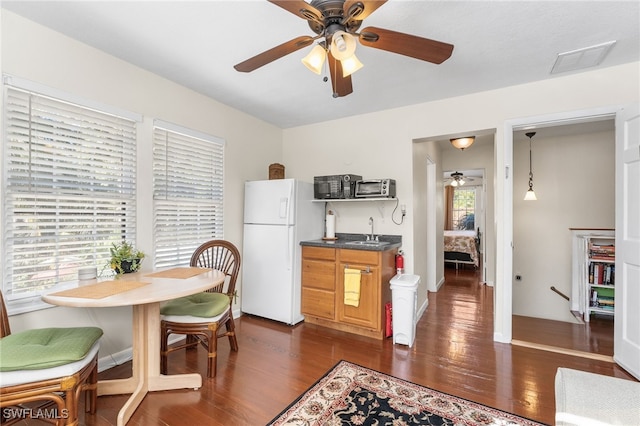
444 230 479 268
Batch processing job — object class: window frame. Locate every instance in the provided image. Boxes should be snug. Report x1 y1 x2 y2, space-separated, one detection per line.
1 75 142 314
451 186 477 231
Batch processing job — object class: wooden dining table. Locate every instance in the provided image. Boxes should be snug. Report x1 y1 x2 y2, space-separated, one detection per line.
42 267 225 426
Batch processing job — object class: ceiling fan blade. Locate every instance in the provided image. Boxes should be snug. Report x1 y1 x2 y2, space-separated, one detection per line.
234 36 314 72
343 0 387 21
327 51 353 97
359 26 454 64
268 0 323 24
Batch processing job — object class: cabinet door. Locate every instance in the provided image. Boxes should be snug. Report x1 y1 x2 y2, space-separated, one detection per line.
337 259 380 329
301 247 336 320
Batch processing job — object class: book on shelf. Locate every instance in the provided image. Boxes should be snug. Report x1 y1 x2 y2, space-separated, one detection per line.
594 263 604 285
589 243 615 251
590 255 615 261
588 262 615 285
589 243 615 261
597 298 614 307
604 264 615 285
590 288 615 308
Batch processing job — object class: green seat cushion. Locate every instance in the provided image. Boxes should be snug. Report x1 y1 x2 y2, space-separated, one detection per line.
160 292 229 318
0 327 103 372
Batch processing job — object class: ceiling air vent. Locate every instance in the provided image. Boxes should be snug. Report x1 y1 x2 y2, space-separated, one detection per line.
550 41 616 74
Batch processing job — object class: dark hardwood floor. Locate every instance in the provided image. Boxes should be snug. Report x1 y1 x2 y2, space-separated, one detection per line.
16 266 636 425
513 312 614 357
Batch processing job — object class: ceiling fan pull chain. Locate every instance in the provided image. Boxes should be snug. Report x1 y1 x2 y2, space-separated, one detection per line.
323 45 329 83
332 55 338 98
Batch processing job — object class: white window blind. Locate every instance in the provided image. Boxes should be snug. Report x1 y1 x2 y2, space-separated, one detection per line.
2 86 138 308
153 122 224 268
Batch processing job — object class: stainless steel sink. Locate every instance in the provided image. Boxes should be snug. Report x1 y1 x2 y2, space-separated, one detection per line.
344 240 390 247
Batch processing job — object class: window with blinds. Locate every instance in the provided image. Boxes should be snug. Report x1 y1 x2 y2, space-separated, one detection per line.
152 122 224 268
2 86 138 307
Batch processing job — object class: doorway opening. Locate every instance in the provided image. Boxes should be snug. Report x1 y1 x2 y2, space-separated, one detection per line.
443 169 484 276
497 105 621 353
510 120 615 358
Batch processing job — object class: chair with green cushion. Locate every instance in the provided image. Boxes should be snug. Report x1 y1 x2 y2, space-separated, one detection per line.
0 291 103 426
160 240 240 378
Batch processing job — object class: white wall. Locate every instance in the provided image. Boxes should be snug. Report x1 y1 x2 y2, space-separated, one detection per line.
512 127 615 322
283 61 640 340
282 109 412 243
1 11 282 365
411 140 441 302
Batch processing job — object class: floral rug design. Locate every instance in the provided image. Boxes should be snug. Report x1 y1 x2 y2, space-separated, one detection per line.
269 360 546 425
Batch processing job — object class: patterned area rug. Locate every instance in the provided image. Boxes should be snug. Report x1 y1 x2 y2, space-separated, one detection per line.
268 360 547 425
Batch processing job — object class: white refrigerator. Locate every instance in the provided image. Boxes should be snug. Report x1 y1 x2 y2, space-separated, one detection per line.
241 179 324 325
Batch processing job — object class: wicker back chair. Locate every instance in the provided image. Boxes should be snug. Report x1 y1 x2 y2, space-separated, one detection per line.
160 240 241 378
0 291 102 425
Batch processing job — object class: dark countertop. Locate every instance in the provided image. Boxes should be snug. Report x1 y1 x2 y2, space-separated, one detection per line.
300 233 402 252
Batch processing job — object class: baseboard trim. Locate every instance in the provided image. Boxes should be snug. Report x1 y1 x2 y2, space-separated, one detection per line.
511 339 614 363
97 335 185 372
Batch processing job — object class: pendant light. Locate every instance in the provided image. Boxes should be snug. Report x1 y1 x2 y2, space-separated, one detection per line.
524 132 537 201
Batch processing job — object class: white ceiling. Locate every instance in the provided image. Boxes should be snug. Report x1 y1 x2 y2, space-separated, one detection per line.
2 1 639 129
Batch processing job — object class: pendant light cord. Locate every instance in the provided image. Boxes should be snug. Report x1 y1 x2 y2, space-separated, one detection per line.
528 137 534 190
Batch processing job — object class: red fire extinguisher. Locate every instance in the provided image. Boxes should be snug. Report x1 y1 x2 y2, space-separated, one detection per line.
385 302 393 338
395 250 404 275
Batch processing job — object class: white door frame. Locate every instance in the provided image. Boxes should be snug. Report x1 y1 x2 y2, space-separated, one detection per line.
426 156 438 292
496 106 621 343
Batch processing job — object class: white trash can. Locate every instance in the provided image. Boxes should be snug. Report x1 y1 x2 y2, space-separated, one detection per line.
390 274 420 347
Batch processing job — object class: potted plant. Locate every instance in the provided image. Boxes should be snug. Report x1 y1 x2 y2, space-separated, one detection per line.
109 241 145 274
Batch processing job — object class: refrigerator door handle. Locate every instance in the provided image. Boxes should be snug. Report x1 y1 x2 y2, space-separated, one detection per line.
287 226 293 271
279 197 288 219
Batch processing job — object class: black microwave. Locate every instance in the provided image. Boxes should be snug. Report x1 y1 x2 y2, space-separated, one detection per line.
354 179 396 198
314 174 362 199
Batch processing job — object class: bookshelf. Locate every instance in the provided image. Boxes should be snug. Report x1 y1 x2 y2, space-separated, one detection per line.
571 229 615 323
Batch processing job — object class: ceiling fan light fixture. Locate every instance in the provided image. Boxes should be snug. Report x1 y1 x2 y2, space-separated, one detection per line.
449 171 466 186
450 136 475 151
301 44 327 75
331 31 357 61
341 54 363 77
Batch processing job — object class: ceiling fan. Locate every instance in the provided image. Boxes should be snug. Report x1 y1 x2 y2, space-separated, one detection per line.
445 171 478 187
234 0 454 98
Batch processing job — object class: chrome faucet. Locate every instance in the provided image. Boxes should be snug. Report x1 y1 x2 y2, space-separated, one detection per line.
368 217 374 241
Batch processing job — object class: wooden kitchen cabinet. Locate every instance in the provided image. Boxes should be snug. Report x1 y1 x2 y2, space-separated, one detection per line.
301 246 336 320
301 245 396 340
338 249 381 330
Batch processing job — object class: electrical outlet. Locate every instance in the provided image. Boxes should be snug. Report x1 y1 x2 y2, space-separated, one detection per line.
515 274 522 281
